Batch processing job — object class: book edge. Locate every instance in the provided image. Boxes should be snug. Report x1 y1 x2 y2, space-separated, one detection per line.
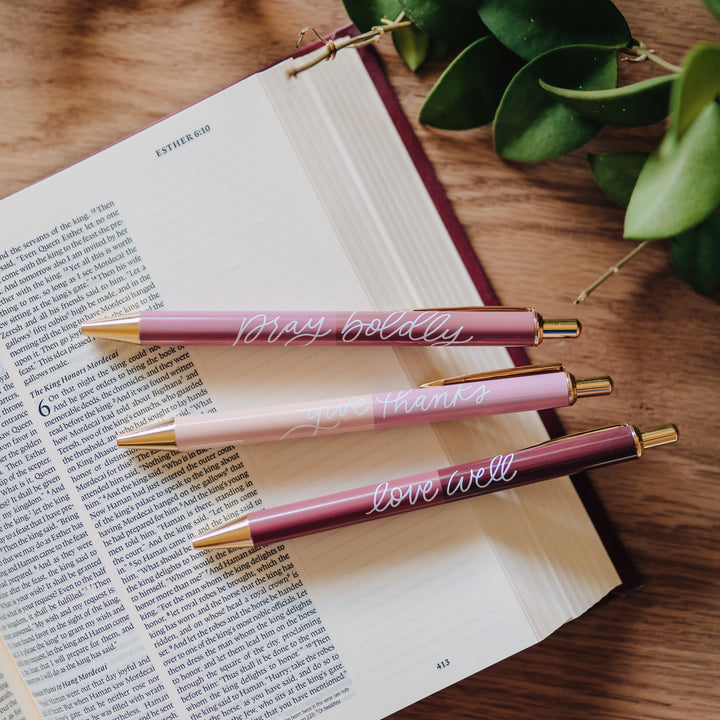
345 30 640 594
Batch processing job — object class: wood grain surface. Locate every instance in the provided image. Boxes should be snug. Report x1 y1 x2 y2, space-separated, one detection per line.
1 2 717 719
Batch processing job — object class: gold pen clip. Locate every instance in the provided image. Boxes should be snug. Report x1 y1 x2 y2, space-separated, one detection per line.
420 363 565 387
412 306 530 312
411 307 580 342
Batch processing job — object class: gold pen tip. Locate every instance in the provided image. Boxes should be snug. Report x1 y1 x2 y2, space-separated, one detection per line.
192 534 216 549
117 419 177 450
191 517 253 549
80 313 141 343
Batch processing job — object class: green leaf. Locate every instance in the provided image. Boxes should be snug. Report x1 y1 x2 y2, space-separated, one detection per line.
393 24 430 71
701 0 720 23
670 42 720 140
588 152 648 206
494 45 618 161
341 0 402 32
478 0 631 61
540 74 674 127
420 36 523 129
589 152 720 295
625 100 720 238
671 212 720 294
399 0 487 44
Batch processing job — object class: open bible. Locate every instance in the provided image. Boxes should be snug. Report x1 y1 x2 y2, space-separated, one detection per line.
0 37 627 720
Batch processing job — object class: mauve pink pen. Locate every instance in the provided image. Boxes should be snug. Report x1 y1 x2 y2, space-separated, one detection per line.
81 308 580 347
116 364 612 451
192 423 678 550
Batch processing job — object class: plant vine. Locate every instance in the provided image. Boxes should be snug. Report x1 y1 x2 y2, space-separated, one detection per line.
313 0 720 300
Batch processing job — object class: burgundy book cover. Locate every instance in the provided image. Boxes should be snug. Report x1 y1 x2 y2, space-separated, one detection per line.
293 26 639 593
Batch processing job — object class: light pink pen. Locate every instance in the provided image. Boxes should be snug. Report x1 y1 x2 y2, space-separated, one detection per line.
81 308 581 347
116 364 612 451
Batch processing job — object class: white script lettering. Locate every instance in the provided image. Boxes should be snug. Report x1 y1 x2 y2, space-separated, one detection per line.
340 311 471 346
232 313 334 346
366 478 440 515
281 396 371 439
375 383 490 419
445 454 517 497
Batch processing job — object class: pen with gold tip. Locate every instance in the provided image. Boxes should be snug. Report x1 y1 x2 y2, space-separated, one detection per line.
192 423 679 550
81 307 580 347
117 363 611 451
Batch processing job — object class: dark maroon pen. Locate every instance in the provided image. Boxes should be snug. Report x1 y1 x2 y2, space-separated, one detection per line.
192 423 678 550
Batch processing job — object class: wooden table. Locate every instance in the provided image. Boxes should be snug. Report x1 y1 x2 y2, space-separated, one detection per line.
2 2 717 718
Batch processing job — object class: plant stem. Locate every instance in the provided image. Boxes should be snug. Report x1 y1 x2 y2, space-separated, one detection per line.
287 15 412 77
573 239 653 304
623 41 682 73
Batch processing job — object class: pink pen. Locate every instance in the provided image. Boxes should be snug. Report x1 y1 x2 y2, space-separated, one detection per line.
116 364 612 451
81 308 580 347
191 423 678 549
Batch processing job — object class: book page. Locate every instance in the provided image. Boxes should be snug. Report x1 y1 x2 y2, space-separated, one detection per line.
0 44 617 720
0 637 41 720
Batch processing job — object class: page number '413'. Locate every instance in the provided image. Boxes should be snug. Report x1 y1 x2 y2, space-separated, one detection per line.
436 659 450 670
